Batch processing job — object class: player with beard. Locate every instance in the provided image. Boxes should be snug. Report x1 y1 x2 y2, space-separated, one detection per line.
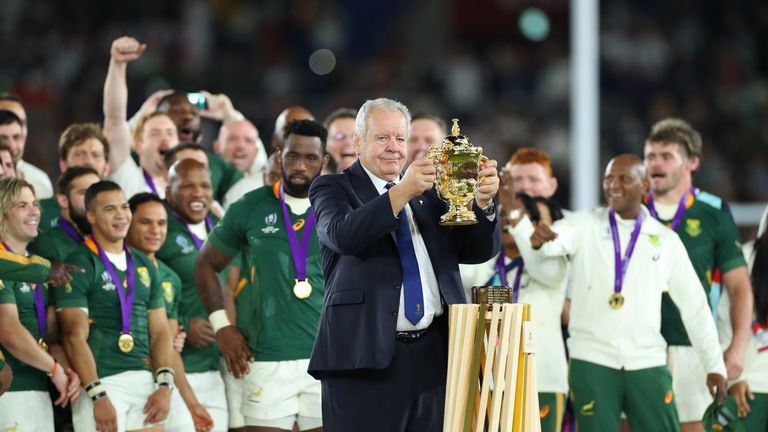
30 167 100 261
195 119 329 431
155 159 228 430
643 118 752 431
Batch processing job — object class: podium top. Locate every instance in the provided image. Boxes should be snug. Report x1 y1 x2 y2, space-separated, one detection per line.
471 286 512 304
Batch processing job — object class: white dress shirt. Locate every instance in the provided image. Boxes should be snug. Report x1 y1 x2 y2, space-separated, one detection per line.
360 164 442 331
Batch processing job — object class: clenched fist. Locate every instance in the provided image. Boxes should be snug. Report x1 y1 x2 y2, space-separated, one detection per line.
111 36 146 64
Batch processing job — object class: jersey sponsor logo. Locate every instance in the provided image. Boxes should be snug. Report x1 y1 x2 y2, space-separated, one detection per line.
175 235 195 254
580 400 595 416
162 282 174 304
262 212 280 234
137 267 151 287
685 219 702 237
664 389 673 404
293 219 305 231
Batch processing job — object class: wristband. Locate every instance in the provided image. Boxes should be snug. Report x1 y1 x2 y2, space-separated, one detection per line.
46 361 59 377
87 384 107 399
154 368 175 384
209 309 232 334
91 391 107 402
84 379 102 392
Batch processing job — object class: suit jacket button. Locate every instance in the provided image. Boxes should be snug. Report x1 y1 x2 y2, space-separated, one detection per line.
393 284 399 290
392 311 397 317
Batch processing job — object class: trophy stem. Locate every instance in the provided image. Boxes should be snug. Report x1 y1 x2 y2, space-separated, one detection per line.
440 200 478 226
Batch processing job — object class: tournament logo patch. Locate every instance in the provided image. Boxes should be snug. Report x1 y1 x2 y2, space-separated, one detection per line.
648 234 661 247
137 267 151 287
685 219 702 237
162 282 174 304
176 235 195 254
19 283 31 293
664 390 674 404
101 271 115 291
580 400 595 416
262 212 280 234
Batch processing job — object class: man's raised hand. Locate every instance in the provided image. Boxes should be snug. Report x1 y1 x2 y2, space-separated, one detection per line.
110 36 146 64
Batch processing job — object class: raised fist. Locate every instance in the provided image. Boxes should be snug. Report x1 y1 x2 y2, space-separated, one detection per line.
110 36 146 64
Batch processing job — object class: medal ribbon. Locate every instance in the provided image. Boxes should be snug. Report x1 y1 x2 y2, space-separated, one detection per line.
87 237 135 337
494 254 525 300
278 183 315 283
58 217 84 243
142 170 159 195
171 210 213 250
646 186 695 231
2 242 47 341
608 209 643 297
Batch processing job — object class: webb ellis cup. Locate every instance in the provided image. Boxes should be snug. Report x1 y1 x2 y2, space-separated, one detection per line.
427 118 488 225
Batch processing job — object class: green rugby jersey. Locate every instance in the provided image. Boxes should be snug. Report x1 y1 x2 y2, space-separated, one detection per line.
38 197 61 233
29 224 82 262
156 205 219 373
128 150 242 202
208 151 243 202
0 278 50 391
650 192 747 345
55 240 165 378
0 250 51 283
155 258 182 322
208 184 324 361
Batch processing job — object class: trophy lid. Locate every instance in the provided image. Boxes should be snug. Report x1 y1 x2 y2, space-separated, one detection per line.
443 118 471 147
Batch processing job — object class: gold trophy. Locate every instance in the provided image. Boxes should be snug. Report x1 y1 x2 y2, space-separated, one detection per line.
428 118 487 225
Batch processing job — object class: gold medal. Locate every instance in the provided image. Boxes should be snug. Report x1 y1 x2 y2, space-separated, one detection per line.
608 293 625 309
293 280 312 300
38 338 48 352
118 333 135 353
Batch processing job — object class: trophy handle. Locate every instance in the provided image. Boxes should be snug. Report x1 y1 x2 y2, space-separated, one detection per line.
478 154 489 185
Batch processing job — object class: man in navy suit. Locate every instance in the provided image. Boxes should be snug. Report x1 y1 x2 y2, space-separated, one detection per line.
308 98 501 431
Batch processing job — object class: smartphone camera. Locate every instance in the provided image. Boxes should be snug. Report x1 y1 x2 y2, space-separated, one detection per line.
186 92 207 110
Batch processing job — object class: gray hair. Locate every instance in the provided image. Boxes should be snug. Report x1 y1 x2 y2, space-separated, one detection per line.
354 98 411 140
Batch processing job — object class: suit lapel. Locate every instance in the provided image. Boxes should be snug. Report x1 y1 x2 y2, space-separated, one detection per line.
349 161 380 205
349 161 398 244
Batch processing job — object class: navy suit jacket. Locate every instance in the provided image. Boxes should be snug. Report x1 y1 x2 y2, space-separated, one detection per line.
307 161 501 377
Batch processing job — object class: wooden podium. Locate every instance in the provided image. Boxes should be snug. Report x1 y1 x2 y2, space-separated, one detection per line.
443 287 540 432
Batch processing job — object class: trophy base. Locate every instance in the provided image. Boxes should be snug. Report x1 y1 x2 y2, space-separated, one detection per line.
440 208 478 226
